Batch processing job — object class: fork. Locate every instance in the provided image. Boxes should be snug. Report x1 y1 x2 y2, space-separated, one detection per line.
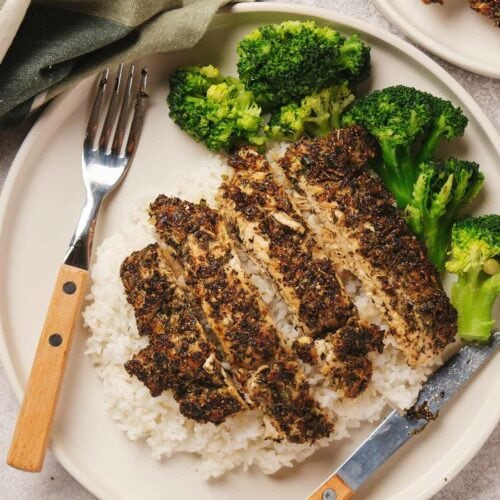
7 64 148 472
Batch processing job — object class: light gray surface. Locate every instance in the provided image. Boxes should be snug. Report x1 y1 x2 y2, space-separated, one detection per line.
0 1 499 499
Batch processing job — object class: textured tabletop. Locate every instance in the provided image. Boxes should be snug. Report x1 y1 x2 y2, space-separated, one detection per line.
0 0 499 499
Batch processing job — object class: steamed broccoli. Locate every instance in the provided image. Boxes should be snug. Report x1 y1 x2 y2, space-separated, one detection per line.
266 82 355 141
335 34 371 85
237 21 370 109
446 215 500 342
342 85 468 207
405 158 484 270
167 65 265 152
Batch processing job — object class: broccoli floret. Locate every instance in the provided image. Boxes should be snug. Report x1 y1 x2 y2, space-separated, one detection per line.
334 34 371 85
266 82 355 141
342 85 468 207
237 21 370 109
416 96 469 165
405 158 484 270
167 65 265 152
446 215 500 342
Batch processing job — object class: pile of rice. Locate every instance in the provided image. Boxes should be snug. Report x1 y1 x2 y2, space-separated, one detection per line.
84 150 436 479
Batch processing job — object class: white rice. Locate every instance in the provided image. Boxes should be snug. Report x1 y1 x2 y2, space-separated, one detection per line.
84 150 437 479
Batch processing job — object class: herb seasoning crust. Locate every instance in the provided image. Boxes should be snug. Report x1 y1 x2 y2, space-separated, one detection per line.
219 147 383 397
121 243 245 424
149 196 334 443
278 126 457 367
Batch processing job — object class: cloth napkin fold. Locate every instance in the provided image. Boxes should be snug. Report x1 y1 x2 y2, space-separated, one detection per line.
0 0 249 128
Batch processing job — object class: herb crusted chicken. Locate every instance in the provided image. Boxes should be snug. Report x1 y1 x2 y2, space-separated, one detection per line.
121 244 245 424
149 196 334 443
120 126 457 433
218 147 383 397
278 126 457 367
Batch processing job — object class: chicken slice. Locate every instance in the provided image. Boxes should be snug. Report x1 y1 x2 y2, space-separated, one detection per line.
149 196 334 442
121 243 245 424
248 353 334 442
277 126 457 367
218 147 383 397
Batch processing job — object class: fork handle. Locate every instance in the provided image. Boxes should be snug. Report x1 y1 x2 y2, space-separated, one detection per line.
7 264 88 472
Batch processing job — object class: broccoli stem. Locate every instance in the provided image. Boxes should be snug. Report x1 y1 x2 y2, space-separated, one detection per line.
452 271 500 342
425 225 451 271
379 146 416 207
330 113 342 130
425 206 456 271
305 115 331 137
416 126 443 165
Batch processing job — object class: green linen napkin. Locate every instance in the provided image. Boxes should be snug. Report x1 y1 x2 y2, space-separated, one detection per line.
0 0 250 128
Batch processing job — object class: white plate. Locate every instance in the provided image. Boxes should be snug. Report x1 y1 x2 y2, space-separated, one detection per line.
1 3 499 500
373 0 500 79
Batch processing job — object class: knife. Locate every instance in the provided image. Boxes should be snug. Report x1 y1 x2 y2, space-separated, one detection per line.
308 332 500 500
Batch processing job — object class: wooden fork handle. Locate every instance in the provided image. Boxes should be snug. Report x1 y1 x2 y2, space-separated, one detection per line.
308 473 354 500
7 264 88 472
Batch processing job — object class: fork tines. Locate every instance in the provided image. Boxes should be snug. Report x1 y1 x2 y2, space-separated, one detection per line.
85 63 148 159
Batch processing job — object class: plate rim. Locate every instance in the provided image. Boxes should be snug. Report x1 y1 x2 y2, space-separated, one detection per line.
0 2 499 499
372 0 500 79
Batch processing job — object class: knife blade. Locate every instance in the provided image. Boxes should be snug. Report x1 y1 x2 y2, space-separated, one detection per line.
308 332 500 500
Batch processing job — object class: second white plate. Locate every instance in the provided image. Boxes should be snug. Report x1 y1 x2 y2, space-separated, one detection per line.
373 0 500 79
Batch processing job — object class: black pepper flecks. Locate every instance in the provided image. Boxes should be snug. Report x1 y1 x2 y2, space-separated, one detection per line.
150 197 334 443
220 146 384 398
121 244 245 424
279 126 457 368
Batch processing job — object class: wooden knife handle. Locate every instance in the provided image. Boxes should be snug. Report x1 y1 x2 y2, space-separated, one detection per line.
7 264 88 472
308 473 354 500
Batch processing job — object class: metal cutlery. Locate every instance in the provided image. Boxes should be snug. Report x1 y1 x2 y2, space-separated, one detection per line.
308 332 500 500
7 63 148 472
